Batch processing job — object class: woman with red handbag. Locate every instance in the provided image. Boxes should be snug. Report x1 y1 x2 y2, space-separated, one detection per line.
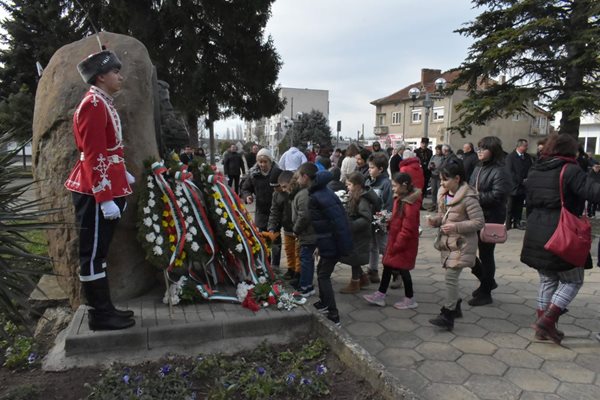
468 137 510 306
521 134 600 344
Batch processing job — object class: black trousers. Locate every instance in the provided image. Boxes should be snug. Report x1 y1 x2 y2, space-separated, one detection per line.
72 193 126 282
476 238 496 293
506 194 525 227
317 257 338 315
380 266 414 298
228 175 241 194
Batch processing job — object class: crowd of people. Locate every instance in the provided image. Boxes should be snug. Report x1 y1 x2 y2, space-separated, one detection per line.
175 135 600 343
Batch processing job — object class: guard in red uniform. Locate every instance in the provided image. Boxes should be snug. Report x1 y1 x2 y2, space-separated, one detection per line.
65 49 135 330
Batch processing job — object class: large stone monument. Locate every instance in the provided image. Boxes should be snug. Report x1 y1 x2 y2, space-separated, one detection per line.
32 32 159 307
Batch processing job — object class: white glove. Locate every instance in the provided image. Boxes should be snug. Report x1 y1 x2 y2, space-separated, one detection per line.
126 170 136 185
100 200 121 220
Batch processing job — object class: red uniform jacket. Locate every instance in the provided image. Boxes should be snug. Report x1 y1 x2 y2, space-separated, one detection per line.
64 86 131 203
400 157 425 190
382 190 422 270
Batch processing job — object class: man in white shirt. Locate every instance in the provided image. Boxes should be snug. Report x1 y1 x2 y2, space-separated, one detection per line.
279 146 307 171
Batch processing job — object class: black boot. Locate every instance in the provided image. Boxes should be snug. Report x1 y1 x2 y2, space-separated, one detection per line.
472 280 497 298
289 272 301 290
85 278 134 318
454 299 463 319
469 279 494 306
429 307 455 331
83 279 135 331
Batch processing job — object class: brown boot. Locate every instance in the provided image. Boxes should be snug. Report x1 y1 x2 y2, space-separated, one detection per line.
340 279 361 294
359 273 370 289
534 309 564 341
368 270 380 283
534 304 563 344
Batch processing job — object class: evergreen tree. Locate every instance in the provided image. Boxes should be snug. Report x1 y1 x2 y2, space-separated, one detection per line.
280 110 332 154
0 0 81 140
451 0 600 137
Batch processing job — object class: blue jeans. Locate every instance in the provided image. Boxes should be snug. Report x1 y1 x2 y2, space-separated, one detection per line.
369 230 388 271
299 244 316 288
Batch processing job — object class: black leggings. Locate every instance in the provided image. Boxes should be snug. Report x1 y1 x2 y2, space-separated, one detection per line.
379 265 414 298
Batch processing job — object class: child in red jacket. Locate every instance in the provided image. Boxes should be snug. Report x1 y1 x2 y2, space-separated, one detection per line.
364 173 422 309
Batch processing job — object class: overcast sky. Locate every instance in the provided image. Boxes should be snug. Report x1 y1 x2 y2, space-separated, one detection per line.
215 0 481 139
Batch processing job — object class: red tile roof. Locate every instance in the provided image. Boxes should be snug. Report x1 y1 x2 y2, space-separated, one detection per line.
371 69 491 106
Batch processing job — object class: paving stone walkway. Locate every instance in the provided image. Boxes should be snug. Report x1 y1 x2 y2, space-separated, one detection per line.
328 214 600 400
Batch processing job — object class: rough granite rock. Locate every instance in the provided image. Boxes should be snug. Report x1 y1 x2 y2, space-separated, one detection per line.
32 32 159 307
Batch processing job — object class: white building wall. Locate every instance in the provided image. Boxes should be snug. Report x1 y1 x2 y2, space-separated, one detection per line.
579 113 600 154
266 87 329 157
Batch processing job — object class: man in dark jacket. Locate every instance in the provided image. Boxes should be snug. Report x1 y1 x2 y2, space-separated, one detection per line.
299 164 352 327
505 139 533 229
223 144 245 194
414 138 433 196
245 144 259 170
462 142 478 182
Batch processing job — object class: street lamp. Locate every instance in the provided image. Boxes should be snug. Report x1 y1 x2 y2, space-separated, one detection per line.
409 77 447 139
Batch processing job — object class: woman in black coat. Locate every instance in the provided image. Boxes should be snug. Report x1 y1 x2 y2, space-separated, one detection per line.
521 134 600 344
468 136 510 306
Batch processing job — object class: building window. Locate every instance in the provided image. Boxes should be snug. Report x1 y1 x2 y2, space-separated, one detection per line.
411 109 422 124
512 113 521 121
433 107 444 122
391 112 401 125
377 113 386 126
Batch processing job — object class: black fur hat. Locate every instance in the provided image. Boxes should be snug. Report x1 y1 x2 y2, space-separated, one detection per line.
77 50 122 84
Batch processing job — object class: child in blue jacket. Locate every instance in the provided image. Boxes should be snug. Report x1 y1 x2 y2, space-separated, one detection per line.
296 162 353 326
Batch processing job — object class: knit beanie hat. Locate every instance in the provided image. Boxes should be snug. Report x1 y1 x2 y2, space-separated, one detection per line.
256 148 273 162
402 150 415 159
77 50 122 84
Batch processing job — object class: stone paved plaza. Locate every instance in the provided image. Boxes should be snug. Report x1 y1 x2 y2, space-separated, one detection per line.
58 208 600 399
328 215 600 400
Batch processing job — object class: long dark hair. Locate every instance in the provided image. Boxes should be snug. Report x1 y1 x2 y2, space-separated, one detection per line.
477 136 505 164
346 171 365 214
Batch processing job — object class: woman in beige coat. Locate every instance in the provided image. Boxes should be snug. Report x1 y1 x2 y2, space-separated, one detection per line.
427 161 484 330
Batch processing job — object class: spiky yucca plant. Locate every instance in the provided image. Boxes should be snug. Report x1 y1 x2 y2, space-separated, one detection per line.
0 131 57 325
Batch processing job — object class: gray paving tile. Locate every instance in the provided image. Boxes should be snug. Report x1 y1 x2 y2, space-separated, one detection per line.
414 342 462 361
542 361 596 384
376 348 424 369
347 308 387 322
345 321 384 337
505 368 559 393
379 317 419 332
451 337 497 355
527 342 578 361
356 337 385 355
494 348 543 368
421 383 479 400
485 332 530 349
457 354 508 376
476 317 520 333
412 326 456 343
575 353 600 374
555 382 600 400
418 360 470 384
518 393 563 400
464 374 521 399
386 367 430 395
452 322 488 337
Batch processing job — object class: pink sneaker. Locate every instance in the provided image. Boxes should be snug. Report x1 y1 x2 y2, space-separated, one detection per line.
393 297 418 310
363 291 386 307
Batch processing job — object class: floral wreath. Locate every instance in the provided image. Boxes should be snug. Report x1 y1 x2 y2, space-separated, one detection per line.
137 155 278 307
